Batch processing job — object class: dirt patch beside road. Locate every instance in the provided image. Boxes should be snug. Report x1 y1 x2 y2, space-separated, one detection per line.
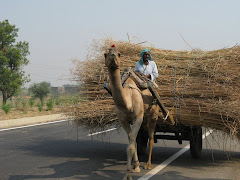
0 106 69 129
0 113 68 129
0 107 64 121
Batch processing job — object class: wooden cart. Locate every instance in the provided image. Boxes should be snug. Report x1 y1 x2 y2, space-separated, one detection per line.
136 83 203 158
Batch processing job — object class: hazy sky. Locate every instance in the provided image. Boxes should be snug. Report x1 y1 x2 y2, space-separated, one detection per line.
0 0 239 87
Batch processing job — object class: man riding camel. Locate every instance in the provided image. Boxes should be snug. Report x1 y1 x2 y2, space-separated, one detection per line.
134 48 159 82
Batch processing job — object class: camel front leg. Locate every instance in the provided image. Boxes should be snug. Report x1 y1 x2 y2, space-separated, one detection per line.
123 118 142 180
132 142 140 173
119 121 133 180
124 129 140 173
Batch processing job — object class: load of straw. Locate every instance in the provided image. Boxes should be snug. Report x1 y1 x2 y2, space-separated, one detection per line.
68 38 240 139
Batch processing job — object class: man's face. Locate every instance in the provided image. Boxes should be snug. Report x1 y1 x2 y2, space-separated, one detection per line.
143 52 150 64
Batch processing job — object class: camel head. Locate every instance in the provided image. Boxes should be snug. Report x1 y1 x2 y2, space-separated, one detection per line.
104 45 121 70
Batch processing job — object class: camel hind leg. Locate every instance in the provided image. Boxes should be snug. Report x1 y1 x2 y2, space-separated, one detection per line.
144 118 157 170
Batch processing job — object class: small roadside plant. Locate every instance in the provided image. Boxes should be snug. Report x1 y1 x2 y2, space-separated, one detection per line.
28 97 35 108
21 98 27 108
2 103 11 114
55 97 61 106
47 98 54 110
38 103 43 112
14 97 21 108
70 95 80 104
64 94 82 105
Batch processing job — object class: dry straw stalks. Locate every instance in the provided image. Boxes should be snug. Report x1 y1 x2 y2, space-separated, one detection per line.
67 38 240 139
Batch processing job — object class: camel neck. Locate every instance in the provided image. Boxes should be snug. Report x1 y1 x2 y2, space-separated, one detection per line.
109 68 123 93
108 68 129 109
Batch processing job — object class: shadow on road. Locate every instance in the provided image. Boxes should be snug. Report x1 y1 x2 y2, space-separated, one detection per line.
9 138 128 179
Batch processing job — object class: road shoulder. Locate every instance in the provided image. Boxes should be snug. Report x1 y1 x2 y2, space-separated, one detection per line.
0 114 67 129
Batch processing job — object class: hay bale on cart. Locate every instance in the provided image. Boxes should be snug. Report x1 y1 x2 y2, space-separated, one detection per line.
66 38 240 154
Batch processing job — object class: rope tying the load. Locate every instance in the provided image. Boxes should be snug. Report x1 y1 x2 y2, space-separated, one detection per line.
174 52 201 124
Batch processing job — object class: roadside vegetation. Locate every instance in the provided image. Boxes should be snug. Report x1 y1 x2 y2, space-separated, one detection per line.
0 85 85 120
0 20 85 120
0 20 30 104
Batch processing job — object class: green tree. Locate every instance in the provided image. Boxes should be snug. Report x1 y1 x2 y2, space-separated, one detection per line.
0 20 30 104
29 82 51 104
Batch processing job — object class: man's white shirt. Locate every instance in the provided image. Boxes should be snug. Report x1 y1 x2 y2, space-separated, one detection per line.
134 61 159 81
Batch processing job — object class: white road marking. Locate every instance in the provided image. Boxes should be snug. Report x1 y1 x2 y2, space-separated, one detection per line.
0 119 68 132
138 129 213 180
0 119 118 138
87 128 118 136
0 120 118 138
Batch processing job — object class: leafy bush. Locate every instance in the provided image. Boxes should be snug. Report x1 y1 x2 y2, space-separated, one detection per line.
29 82 51 104
47 98 54 110
38 103 43 112
2 103 11 114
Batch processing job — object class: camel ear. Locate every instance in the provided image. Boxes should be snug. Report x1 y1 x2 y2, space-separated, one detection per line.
118 53 121 57
104 53 107 58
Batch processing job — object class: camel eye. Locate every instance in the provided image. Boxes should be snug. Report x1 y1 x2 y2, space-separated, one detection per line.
118 53 121 57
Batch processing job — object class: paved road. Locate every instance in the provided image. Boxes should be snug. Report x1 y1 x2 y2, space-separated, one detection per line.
0 121 240 180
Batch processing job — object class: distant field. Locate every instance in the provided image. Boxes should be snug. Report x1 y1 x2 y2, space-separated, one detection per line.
0 94 84 120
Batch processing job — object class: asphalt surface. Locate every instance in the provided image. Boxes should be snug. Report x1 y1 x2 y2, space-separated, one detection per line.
0 121 240 180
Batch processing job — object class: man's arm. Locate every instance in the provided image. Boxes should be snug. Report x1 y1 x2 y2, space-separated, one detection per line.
145 74 151 79
150 62 159 81
134 62 140 72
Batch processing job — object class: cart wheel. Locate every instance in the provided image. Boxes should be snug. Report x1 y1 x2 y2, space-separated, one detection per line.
190 126 202 158
136 128 148 155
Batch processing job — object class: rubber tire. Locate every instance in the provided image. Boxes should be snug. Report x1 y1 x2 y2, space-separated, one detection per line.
136 128 148 155
190 126 202 158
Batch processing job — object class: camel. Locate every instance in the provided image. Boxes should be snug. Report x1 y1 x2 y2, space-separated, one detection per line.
104 46 161 180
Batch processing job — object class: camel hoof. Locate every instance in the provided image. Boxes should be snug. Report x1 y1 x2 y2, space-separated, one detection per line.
131 166 141 173
144 164 153 170
123 172 133 180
